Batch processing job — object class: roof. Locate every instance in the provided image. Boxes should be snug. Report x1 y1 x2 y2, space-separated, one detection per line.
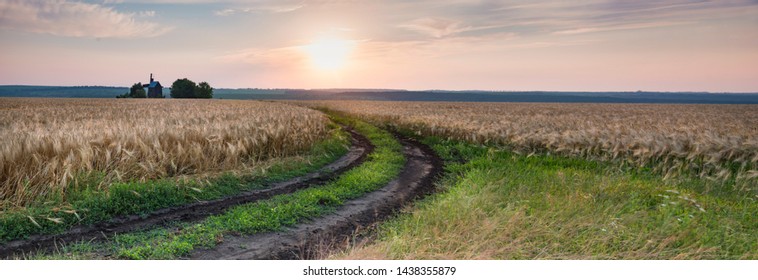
147 81 162 88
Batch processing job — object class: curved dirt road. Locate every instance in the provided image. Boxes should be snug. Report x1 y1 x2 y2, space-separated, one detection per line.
191 133 443 259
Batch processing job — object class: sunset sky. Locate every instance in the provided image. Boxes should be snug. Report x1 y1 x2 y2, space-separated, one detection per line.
1 0 757 92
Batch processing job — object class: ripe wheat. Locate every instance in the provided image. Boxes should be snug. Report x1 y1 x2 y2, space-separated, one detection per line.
296 101 758 191
0 98 330 208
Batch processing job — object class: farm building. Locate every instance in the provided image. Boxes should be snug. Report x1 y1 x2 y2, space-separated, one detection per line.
144 73 163 98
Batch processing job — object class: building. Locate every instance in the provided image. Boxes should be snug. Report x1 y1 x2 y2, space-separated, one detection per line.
144 73 163 98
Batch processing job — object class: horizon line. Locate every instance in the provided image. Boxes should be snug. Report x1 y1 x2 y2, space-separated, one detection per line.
1 84 757 95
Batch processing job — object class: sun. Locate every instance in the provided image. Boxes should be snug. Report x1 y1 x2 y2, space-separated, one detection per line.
303 37 353 71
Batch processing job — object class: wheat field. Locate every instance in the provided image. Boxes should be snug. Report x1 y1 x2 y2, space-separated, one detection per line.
0 98 330 208
296 101 758 190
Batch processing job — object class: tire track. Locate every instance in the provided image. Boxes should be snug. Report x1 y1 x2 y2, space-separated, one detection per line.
191 132 443 260
0 127 373 258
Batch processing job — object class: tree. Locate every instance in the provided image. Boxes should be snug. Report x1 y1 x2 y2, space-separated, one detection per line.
170 78 196 98
196 82 213 99
129 83 146 98
170 78 213 99
116 83 146 98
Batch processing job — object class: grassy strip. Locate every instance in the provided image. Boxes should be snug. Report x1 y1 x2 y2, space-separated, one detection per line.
36 115 404 259
340 135 757 259
0 124 350 244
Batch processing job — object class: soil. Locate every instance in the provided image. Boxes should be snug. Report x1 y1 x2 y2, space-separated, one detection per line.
0 127 373 259
190 132 444 260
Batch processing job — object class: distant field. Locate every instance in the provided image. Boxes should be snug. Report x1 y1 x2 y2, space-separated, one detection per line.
0 86 128 98
3 86 758 104
0 98 330 208
298 101 758 190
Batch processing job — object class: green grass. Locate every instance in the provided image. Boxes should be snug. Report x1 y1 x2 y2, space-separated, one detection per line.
341 135 757 260
32 115 405 259
0 124 350 244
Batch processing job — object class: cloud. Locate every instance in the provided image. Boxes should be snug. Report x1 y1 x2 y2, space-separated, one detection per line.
0 0 172 38
214 4 304 16
558 0 755 34
353 32 539 61
216 46 306 68
554 21 692 35
138 10 156 17
523 0 758 35
218 31 589 71
398 17 474 38
389 0 758 39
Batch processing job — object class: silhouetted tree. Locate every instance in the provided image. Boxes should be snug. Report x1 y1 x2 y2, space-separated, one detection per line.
130 83 146 98
170 78 213 99
170 78 196 98
116 83 146 98
196 82 213 99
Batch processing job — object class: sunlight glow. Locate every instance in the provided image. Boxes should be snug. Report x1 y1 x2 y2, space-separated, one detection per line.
303 38 353 71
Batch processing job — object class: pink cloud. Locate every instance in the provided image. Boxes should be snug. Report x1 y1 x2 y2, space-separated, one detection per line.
0 0 172 38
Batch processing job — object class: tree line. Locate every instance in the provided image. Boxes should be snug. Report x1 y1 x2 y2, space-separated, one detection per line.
117 78 213 99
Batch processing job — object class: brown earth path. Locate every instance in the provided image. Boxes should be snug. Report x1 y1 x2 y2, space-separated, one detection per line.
191 132 443 260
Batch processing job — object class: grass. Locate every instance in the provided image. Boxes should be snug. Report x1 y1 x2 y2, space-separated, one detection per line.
0 124 350 244
338 135 757 259
29 114 405 259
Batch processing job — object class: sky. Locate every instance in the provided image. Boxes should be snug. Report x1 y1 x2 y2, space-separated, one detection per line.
1 0 757 92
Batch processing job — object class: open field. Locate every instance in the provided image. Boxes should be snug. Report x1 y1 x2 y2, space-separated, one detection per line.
2 99 755 260
295 101 758 191
0 98 330 209
283 101 757 260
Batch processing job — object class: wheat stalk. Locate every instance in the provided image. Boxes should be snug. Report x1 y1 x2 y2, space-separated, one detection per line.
0 98 330 208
